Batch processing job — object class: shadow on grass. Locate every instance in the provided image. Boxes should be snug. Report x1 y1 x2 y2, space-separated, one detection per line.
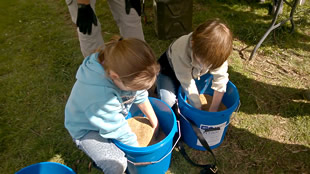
193 0 310 52
169 125 310 173
229 70 310 117
149 69 310 117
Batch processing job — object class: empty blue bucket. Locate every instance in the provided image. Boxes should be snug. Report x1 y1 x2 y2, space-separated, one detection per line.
15 162 76 174
113 97 179 174
178 74 240 151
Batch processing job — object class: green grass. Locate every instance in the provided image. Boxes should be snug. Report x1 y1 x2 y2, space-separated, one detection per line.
1 0 309 173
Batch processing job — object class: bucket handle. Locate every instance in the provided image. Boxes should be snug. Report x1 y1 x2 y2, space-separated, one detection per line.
223 100 241 129
127 121 181 166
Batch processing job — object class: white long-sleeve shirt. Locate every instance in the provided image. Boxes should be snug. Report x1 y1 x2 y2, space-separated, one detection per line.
167 32 229 109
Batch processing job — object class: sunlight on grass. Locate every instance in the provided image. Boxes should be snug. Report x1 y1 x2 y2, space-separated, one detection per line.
1 0 309 173
48 154 65 164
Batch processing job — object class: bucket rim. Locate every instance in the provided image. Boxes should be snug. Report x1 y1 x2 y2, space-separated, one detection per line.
16 162 75 174
178 81 240 115
113 97 178 154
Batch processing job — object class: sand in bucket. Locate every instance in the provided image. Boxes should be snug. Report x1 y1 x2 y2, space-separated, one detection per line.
128 116 166 147
200 94 227 111
188 94 227 111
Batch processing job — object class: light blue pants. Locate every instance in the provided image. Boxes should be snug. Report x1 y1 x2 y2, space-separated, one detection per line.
75 131 127 174
156 73 179 108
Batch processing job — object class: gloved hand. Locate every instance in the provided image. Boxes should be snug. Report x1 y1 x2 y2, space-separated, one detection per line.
76 4 98 35
125 0 141 16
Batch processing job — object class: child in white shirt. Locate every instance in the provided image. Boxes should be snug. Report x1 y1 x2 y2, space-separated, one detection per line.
157 19 233 112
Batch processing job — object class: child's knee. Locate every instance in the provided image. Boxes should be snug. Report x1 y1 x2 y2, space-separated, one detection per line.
159 89 177 107
96 157 127 174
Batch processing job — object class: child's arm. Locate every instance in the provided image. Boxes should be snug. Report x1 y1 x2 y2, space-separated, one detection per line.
86 104 139 147
170 54 202 109
187 79 202 109
209 61 229 112
137 99 159 135
83 89 140 147
209 90 224 112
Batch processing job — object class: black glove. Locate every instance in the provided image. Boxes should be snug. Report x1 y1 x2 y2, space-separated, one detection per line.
125 0 141 16
76 4 98 35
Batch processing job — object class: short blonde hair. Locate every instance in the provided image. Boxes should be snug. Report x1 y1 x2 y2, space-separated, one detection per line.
192 19 233 70
98 36 160 90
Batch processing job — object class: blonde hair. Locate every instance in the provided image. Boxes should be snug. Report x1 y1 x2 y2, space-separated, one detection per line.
98 36 160 90
192 19 233 70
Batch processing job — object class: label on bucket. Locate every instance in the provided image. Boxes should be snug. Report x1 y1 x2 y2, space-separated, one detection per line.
197 122 227 147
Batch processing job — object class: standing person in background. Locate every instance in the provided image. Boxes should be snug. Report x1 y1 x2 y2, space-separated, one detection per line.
156 19 233 112
65 36 159 174
65 0 144 57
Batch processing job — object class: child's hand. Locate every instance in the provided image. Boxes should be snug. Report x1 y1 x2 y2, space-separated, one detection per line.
153 123 159 138
208 91 224 112
208 106 218 112
137 99 159 136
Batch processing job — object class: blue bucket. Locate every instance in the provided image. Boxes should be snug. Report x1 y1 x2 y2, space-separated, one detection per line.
15 162 76 174
113 97 179 174
178 74 240 151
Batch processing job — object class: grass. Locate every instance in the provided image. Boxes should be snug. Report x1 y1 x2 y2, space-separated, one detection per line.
0 0 309 173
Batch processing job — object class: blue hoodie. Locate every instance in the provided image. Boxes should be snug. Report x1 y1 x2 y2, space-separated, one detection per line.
65 53 148 146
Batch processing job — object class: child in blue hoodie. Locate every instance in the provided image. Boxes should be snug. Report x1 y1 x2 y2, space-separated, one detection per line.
65 36 160 174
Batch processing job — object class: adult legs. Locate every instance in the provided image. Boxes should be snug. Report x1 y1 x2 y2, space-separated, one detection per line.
75 131 127 174
107 0 144 41
66 0 104 57
66 0 145 57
